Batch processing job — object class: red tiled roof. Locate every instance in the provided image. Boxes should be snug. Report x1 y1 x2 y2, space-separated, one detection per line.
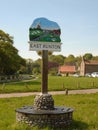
59 65 76 73
85 60 98 65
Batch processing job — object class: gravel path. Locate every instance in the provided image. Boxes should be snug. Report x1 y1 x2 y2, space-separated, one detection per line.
0 88 98 98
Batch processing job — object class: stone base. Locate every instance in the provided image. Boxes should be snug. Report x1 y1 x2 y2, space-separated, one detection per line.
34 94 54 110
16 106 74 128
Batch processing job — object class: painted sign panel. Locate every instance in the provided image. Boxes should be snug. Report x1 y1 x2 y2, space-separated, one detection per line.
29 17 62 51
29 41 62 51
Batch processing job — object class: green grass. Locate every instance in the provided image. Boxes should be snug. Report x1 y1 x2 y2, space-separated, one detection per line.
0 80 41 93
0 76 98 93
0 93 98 130
48 76 98 91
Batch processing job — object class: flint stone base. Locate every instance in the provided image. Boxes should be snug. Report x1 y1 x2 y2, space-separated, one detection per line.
16 94 74 128
34 94 54 110
16 106 74 128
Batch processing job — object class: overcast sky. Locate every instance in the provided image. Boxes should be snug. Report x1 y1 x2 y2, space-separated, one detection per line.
0 0 98 60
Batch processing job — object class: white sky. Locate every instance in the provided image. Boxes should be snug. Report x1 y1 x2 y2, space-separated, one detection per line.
0 0 98 60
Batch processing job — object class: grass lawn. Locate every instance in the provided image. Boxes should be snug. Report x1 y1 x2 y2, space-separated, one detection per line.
0 76 98 93
0 93 98 130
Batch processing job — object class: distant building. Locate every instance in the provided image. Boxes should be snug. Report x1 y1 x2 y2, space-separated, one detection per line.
80 58 98 76
58 65 76 76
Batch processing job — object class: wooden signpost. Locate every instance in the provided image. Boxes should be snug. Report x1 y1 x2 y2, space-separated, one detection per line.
16 18 74 129
29 17 62 94
42 50 48 94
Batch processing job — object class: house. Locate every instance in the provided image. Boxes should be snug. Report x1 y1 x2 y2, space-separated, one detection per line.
58 65 76 76
80 58 98 76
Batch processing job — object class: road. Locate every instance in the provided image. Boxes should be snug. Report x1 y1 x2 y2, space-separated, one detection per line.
0 88 98 98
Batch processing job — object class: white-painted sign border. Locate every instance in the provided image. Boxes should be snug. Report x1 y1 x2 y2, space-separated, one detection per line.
29 41 62 52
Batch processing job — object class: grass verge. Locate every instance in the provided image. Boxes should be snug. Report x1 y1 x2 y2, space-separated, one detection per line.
0 76 98 93
0 93 98 130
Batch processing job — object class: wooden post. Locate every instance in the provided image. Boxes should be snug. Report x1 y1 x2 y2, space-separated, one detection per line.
41 50 48 94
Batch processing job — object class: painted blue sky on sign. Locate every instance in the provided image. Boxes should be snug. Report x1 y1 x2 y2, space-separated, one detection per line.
0 0 98 60
30 17 60 30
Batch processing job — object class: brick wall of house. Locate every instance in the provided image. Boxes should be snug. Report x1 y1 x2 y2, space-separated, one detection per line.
80 58 98 76
85 64 98 74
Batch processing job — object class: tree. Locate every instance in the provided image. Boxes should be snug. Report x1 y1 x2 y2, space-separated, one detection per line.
0 30 26 75
92 56 98 60
48 61 59 70
49 54 65 65
26 59 33 74
0 30 13 44
83 53 93 60
32 59 41 74
48 61 59 75
75 55 82 67
64 54 76 64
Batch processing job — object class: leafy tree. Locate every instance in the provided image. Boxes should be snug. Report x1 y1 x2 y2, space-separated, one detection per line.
49 54 65 65
75 55 82 66
83 53 93 60
0 30 26 75
48 61 59 75
25 59 33 74
48 61 59 70
92 56 98 60
0 30 13 44
64 54 76 64
32 58 41 74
